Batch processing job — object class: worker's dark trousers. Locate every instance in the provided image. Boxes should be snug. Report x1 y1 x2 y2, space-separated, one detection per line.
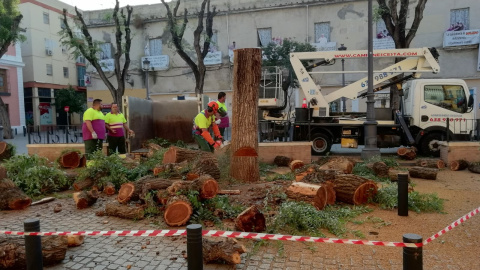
193 134 214 152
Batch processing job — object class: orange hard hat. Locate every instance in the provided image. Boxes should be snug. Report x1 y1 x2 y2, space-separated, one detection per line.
207 101 219 113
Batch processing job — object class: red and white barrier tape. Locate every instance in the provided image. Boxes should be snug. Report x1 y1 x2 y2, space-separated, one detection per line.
423 205 480 245
1 205 478 248
0 229 420 247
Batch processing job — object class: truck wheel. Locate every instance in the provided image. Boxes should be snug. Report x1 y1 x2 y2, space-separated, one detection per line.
311 133 332 155
420 132 443 157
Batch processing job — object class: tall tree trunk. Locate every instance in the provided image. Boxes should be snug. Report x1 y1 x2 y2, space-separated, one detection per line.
229 48 261 182
0 98 13 139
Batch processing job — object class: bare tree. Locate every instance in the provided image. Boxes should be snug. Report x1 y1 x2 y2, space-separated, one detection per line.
161 0 217 111
0 0 23 139
376 0 429 110
61 0 133 107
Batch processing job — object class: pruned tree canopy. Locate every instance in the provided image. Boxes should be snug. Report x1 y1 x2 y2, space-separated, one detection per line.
60 0 133 107
161 0 217 108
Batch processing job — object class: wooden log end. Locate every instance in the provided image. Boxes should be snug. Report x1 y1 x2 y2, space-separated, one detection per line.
352 181 378 205
200 179 219 199
313 186 327 210
162 147 177 164
232 147 258 157
117 183 135 204
164 201 193 227
290 160 305 171
8 197 32 210
60 152 81 168
186 173 200 181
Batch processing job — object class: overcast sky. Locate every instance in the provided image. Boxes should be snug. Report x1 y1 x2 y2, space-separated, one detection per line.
60 0 166 11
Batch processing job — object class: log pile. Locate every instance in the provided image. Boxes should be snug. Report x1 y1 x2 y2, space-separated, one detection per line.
416 159 445 169
450 160 469 171
73 189 99 209
408 167 438 180
0 179 32 210
397 147 417 160
235 206 266 232
58 151 81 168
160 147 221 180
285 182 329 210
274 156 293 167
0 235 68 269
203 238 247 265
332 175 378 205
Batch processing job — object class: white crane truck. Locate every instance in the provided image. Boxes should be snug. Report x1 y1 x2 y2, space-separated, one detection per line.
260 47 476 156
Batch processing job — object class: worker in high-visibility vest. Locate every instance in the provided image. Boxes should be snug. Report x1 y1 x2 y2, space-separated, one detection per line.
192 101 223 152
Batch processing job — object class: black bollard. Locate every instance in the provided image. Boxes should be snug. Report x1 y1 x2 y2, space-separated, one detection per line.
398 173 409 216
187 224 203 270
403 233 423 270
24 218 43 270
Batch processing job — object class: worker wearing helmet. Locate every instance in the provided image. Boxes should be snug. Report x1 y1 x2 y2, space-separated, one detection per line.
192 101 224 152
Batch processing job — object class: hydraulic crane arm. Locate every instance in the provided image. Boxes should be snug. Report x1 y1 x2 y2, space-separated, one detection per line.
289 47 440 116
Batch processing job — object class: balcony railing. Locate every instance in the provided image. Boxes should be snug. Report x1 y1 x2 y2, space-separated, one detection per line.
26 125 84 144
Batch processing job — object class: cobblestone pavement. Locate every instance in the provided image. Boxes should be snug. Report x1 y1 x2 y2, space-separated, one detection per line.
2 172 480 269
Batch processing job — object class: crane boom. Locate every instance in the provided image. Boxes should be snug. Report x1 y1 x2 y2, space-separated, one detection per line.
289 47 440 116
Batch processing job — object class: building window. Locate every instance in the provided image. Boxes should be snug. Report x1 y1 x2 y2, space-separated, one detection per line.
60 19 66 29
257 28 272 47
46 64 53 76
100 43 112 60
0 69 8 93
63 67 69 78
208 32 218 52
314 22 330 43
449 8 469 31
43 12 49 24
149 38 162 56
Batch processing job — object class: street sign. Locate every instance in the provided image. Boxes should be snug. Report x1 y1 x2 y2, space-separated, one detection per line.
64 106 70 112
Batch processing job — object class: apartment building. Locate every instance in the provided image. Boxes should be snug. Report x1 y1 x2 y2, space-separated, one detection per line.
19 0 86 127
0 43 26 135
81 0 480 114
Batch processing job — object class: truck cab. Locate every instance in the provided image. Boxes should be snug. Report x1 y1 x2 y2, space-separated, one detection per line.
403 79 475 155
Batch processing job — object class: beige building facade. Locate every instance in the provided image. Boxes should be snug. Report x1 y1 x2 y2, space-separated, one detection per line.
19 0 85 126
81 0 480 115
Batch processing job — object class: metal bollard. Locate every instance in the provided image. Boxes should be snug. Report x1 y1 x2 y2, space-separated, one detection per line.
398 173 409 216
24 218 43 270
187 224 203 270
403 233 422 270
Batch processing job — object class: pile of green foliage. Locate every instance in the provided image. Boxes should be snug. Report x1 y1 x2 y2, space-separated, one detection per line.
271 201 372 237
3 155 67 197
186 191 245 225
375 182 444 213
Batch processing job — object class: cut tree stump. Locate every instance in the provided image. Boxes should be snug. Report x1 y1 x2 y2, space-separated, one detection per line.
408 166 438 180
103 182 116 195
58 151 81 168
0 235 68 269
285 182 328 210
397 147 417 160
164 195 192 226
0 179 32 210
450 160 469 171
319 157 355 174
162 146 215 164
416 159 445 169
73 189 99 209
372 162 389 178
333 175 378 205
105 201 145 220
229 48 261 182
202 238 247 265
274 156 293 167
388 169 410 182
289 160 305 171
73 178 94 191
235 205 266 232
167 175 218 200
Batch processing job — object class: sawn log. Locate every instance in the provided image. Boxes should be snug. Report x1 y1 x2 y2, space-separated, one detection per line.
408 166 438 180
167 175 218 199
416 158 445 169
333 174 378 205
164 195 192 226
73 189 99 209
58 151 81 168
450 160 469 171
235 205 266 232
0 179 32 210
105 201 145 220
202 238 247 265
285 182 329 210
